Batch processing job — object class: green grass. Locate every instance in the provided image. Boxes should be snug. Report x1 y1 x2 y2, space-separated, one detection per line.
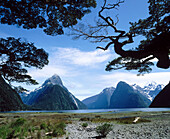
114 117 151 124
0 111 169 138
0 116 67 138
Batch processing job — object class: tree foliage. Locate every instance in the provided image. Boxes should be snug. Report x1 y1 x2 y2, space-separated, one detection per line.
0 0 96 35
0 37 49 85
0 0 96 85
71 0 170 75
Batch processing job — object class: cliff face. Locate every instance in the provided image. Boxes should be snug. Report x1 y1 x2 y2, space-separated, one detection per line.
109 82 151 108
0 76 25 111
150 82 170 108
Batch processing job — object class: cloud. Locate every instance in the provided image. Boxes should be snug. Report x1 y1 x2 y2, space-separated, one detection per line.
100 72 170 87
28 65 68 79
51 47 112 67
29 47 110 80
26 47 113 90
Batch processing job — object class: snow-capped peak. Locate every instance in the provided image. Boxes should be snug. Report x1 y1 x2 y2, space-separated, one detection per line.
25 74 64 94
42 74 64 87
100 87 115 94
132 84 142 90
144 81 157 91
156 84 165 90
132 82 164 101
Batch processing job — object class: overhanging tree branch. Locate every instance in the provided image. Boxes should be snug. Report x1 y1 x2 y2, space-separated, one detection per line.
70 0 170 74
0 37 49 85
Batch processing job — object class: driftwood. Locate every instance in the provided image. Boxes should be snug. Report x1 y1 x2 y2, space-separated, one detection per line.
133 117 140 123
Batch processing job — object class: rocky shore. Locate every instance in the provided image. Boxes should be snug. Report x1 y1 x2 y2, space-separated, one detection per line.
60 114 170 139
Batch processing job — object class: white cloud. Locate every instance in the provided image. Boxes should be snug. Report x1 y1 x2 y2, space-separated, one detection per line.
100 72 170 87
52 47 112 67
29 47 109 80
28 65 68 79
25 47 113 92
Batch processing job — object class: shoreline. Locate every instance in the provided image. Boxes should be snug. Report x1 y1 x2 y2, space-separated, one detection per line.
1 107 170 115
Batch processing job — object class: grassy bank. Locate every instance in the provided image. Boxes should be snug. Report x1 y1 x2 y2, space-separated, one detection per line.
0 111 170 138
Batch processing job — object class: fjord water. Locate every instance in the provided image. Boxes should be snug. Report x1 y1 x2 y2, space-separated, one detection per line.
1 108 170 113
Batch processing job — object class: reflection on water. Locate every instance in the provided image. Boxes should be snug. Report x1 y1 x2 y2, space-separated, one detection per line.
1 108 170 113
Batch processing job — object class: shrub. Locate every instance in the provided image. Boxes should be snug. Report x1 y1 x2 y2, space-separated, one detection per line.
40 122 47 130
80 117 90 121
96 123 112 137
82 122 88 128
10 118 26 128
51 122 66 137
52 128 65 137
57 122 66 129
95 115 101 118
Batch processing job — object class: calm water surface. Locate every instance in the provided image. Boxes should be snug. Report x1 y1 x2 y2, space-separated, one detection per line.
1 108 170 114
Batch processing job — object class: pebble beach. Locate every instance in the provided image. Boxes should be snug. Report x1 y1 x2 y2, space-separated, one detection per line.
60 113 170 139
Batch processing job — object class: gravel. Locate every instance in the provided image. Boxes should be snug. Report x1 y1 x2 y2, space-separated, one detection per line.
59 119 170 139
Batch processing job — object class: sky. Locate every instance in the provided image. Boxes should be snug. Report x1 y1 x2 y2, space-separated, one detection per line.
0 0 170 100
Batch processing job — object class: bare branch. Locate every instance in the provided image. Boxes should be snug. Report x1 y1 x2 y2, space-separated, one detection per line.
99 0 125 34
105 0 125 9
71 26 117 41
96 41 115 51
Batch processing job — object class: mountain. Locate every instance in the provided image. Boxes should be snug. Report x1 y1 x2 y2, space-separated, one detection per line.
82 87 115 109
20 74 86 110
109 81 151 108
0 76 25 111
132 82 164 101
42 74 64 88
82 81 153 109
150 82 170 108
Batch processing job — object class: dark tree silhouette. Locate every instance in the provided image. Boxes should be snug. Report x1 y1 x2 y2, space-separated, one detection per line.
0 0 96 35
71 0 170 75
0 37 48 85
0 0 96 86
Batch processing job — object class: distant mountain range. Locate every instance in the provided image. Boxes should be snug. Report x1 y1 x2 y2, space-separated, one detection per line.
1 72 168 112
83 81 164 109
20 74 86 110
132 82 164 101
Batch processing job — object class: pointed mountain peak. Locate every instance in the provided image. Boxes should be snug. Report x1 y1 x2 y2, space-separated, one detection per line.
100 87 115 94
116 81 135 93
49 74 63 85
42 74 64 87
117 81 129 87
